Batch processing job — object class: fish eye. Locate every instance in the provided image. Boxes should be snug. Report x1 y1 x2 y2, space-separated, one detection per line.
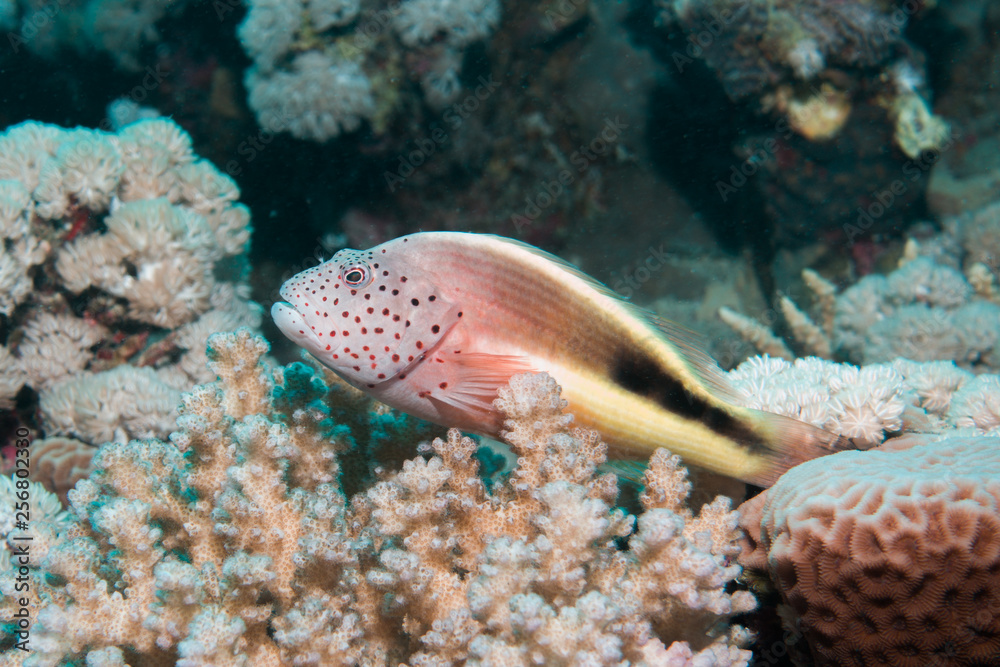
343 263 372 287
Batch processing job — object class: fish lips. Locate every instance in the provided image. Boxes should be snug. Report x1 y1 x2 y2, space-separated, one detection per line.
271 300 340 358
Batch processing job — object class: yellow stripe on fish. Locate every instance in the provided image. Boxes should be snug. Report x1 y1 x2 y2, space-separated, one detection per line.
272 232 851 486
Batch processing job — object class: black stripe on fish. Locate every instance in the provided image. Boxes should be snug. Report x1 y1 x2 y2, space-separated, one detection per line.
610 349 765 452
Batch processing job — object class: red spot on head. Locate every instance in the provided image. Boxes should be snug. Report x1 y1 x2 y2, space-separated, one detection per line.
342 311 349 318
392 354 400 362
416 341 423 349
343 331 349 336
377 373 385 379
355 316 361 323
374 327 383 333
439 382 448 389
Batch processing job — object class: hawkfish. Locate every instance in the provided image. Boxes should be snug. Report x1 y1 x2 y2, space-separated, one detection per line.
271 232 850 486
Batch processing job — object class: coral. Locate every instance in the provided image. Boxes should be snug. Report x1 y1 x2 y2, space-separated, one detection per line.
726 354 1000 448
27 437 96 506
244 51 376 142
237 0 503 140
393 0 500 47
723 219 1000 371
0 330 755 665
39 366 182 445
657 0 945 156
0 474 72 571
0 118 261 447
739 435 1000 666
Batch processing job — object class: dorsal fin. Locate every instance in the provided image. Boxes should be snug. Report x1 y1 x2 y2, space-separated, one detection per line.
641 313 749 405
483 234 747 405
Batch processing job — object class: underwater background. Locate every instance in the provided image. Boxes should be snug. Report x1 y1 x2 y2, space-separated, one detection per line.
0 0 998 665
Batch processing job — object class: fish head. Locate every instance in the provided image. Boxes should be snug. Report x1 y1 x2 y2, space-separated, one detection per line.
271 239 462 386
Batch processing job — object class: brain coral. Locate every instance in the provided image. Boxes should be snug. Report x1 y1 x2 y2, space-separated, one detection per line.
740 436 1000 666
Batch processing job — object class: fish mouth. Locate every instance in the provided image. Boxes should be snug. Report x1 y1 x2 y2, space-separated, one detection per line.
271 301 323 348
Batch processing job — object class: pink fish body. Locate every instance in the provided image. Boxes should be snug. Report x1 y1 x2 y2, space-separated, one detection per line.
272 232 848 486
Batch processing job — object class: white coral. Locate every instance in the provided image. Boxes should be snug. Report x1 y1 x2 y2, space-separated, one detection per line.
41 366 182 444
17 312 108 390
245 51 376 142
394 0 501 47
238 0 302 72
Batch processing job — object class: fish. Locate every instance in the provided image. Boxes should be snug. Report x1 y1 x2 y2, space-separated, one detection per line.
271 231 851 486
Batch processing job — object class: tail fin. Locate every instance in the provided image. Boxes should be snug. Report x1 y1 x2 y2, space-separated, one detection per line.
746 409 855 487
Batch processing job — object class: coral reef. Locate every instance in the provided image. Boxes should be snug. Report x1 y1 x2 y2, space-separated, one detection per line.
0 118 261 450
655 0 950 242
726 353 1000 448
739 434 1000 666
0 330 755 665
237 0 501 141
722 202 1000 371
657 0 946 156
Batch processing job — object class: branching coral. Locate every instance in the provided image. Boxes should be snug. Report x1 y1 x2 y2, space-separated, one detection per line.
0 118 261 448
0 330 755 666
